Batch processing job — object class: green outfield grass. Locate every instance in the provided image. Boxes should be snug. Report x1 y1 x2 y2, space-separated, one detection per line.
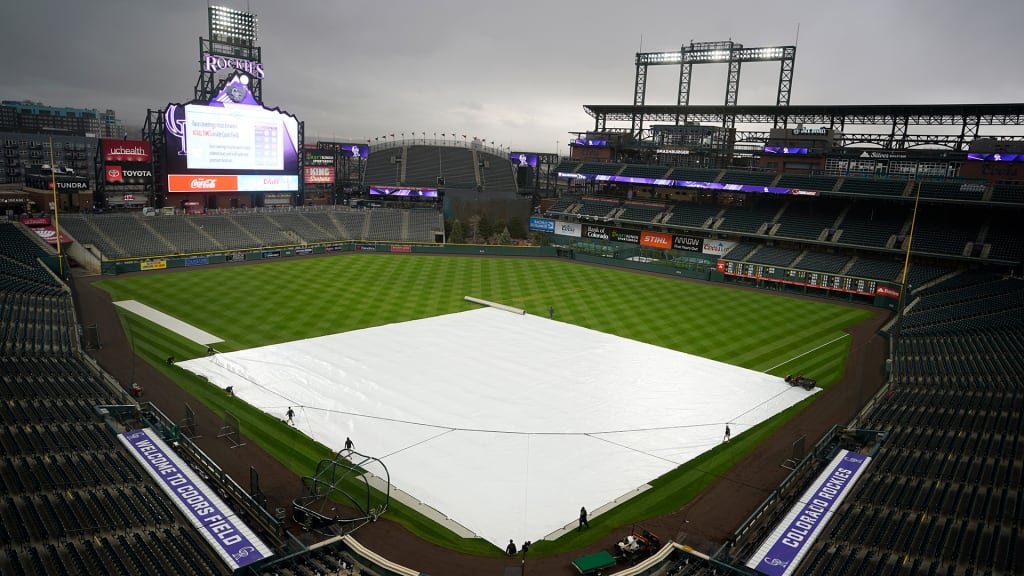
97 254 875 556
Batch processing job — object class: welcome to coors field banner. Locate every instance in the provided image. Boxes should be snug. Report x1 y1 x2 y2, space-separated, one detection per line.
745 449 870 576
119 428 273 569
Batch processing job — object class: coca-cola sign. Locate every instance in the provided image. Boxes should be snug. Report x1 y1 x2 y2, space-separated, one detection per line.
192 178 217 189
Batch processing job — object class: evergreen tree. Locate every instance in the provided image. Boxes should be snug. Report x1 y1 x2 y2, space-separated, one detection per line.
449 219 465 243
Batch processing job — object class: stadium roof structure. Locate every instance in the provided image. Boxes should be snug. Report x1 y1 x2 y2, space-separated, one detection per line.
582 102 1024 149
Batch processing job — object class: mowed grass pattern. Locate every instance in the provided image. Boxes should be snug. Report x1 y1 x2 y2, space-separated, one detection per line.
97 254 875 555
99 254 870 377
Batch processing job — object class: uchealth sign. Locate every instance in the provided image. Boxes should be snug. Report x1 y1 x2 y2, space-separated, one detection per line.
102 139 152 163
639 230 672 249
554 221 582 238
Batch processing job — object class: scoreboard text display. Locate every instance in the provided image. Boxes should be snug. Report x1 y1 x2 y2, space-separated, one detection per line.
718 260 882 296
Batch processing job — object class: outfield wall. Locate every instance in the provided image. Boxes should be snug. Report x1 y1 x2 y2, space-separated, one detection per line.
97 238 899 308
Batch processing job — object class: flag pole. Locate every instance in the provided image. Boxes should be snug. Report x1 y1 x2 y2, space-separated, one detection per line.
48 136 65 277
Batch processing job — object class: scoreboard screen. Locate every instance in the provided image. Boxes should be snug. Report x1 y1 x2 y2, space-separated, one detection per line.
720 260 880 296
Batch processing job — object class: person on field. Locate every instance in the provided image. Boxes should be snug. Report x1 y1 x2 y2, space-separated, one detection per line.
506 539 517 556
578 506 589 530
286 407 295 425
723 424 731 443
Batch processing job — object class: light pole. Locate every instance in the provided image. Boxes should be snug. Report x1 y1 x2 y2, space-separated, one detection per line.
520 540 531 575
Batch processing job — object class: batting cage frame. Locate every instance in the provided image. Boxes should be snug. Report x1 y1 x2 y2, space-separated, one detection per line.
293 447 391 536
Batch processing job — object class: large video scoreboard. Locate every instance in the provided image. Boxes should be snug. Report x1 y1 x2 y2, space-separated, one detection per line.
164 73 300 193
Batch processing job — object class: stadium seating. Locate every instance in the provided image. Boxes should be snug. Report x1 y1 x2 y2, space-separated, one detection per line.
746 245 801 267
577 162 623 176
774 174 840 193
617 202 665 223
438 147 478 188
989 183 1024 204
837 177 910 197
843 257 904 282
478 152 517 193
908 205 984 256
619 164 671 179
984 211 1024 263
575 197 620 220
716 198 784 234
794 251 850 274
667 167 723 183
918 180 986 202
544 196 579 216
773 198 844 241
662 202 722 229
364 147 398 185
718 170 776 186
834 201 908 248
553 160 582 174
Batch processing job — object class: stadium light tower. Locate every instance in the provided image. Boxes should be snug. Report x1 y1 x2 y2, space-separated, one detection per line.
631 39 797 135
195 5 263 102
209 5 259 44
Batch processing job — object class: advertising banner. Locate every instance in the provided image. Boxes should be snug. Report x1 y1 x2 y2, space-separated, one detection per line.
529 217 555 233
390 245 412 253
554 221 582 238
102 139 152 163
702 239 738 256
119 429 272 569
581 225 641 244
140 260 167 270
20 217 51 227
304 166 335 184
106 164 154 185
875 286 900 299
672 235 702 252
32 226 72 245
747 450 870 576
639 231 672 249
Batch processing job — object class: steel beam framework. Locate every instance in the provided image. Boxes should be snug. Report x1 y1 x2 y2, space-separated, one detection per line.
588 103 1024 150
632 41 797 134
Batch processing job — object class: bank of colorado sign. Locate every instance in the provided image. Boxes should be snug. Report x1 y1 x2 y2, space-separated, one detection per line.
582 224 640 244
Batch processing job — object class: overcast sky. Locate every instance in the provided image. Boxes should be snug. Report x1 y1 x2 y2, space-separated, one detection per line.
2 0 1023 153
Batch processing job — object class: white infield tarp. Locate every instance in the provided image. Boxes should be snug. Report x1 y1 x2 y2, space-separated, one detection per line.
180 307 817 547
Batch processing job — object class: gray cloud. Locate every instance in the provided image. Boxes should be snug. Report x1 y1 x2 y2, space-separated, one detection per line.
2 0 1023 152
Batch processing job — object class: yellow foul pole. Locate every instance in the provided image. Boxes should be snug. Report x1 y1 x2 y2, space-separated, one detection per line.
48 136 65 277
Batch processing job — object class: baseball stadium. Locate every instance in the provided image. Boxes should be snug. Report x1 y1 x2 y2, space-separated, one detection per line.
1 6 1023 576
